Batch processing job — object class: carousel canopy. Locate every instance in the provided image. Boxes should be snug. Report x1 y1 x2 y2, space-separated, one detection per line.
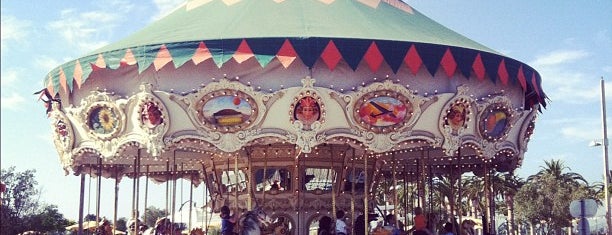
43 0 546 109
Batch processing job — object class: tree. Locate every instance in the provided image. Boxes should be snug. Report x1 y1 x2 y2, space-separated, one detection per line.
84 213 100 222
24 204 71 233
1 167 70 234
1 166 40 217
143 206 168 227
515 159 592 234
1 167 41 234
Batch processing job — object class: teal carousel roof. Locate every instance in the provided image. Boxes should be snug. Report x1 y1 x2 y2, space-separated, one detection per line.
43 0 546 109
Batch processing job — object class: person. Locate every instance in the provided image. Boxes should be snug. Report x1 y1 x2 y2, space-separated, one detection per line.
318 215 334 235
354 214 366 235
270 180 280 190
461 219 476 235
441 222 455 235
220 205 238 235
383 214 401 235
335 210 349 235
407 207 431 235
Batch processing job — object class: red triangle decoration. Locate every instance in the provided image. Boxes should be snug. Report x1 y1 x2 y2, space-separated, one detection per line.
321 40 342 71
517 66 527 91
440 48 457 77
233 39 255 64
192 42 212 65
498 59 509 85
74 60 83 89
154 44 173 71
531 73 541 100
43 38 546 109
363 42 384 73
404 44 422 75
276 39 297 68
472 53 486 81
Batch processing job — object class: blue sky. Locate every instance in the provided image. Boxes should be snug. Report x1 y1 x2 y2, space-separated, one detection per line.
2 0 611 222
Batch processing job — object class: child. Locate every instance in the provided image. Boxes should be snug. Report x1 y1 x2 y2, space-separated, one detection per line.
335 210 349 235
220 205 237 235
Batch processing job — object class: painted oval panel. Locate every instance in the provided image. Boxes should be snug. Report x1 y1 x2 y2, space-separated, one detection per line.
141 101 163 128
358 96 407 127
481 109 509 139
88 106 118 134
202 96 252 126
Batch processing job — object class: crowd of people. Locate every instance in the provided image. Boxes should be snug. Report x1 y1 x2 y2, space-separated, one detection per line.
315 207 478 235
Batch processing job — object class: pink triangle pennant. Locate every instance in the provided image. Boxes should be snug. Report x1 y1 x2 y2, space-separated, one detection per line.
92 54 107 71
154 44 173 71
276 39 297 68
121 49 137 67
364 42 384 73
47 75 55 96
73 60 83 89
233 39 254 64
192 42 212 65
59 67 68 94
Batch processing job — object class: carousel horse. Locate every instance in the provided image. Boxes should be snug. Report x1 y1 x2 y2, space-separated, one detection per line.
128 218 149 235
143 218 173 235
189 227 205 235
94 219 113 235
237 206 272 235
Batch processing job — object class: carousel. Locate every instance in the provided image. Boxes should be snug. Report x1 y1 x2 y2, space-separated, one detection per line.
40 0 547 234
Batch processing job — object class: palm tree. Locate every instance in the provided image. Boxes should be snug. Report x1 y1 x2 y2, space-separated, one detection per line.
526 159 587 186
490 172 524 235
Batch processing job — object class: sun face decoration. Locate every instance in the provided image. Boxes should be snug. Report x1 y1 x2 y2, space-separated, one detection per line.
294 96 320 126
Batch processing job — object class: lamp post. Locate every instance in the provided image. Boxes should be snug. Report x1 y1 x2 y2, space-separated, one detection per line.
590 77 611 233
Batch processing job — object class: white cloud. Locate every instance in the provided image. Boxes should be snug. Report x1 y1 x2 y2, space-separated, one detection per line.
1 15 30 54
1 92 26 110
151 0 186 21
35 56 63 74
560 126 600 142
531 50 589 67
530 49 603 104
1 69 19 87
47 1 135 54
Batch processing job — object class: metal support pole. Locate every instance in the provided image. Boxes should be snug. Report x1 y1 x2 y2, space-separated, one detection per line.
599 77 611 233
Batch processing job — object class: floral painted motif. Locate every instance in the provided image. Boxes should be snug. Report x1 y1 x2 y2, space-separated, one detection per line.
56 119 68 140
89 106 118 134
